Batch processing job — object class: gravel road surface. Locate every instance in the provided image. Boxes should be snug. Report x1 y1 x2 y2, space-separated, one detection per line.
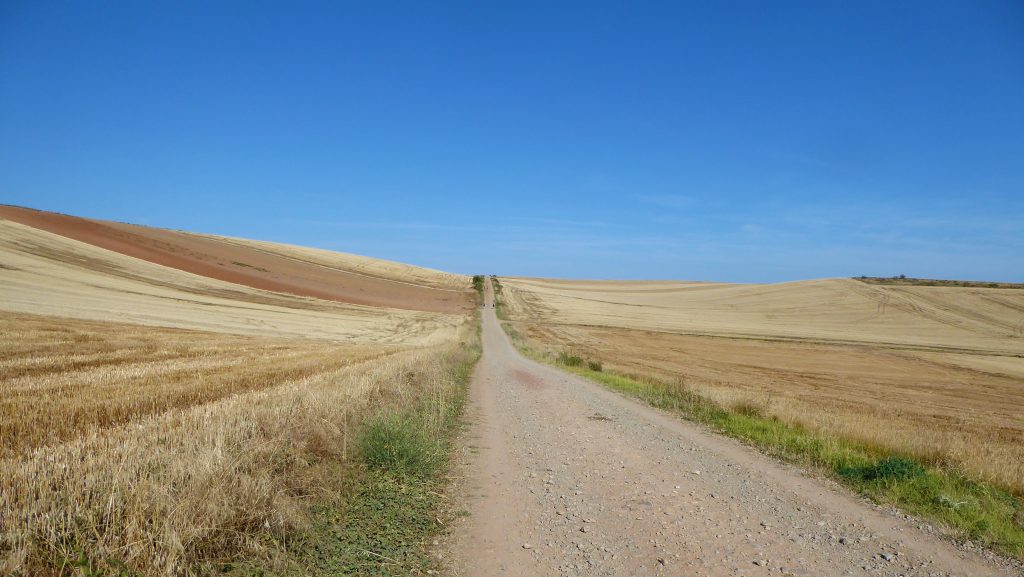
450 280 1020 577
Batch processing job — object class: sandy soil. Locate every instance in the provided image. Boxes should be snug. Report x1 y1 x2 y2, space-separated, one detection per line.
450 281 1020 577
0 205 474 314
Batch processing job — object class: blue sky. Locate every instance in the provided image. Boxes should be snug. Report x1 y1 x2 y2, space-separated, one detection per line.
2 1 1022 282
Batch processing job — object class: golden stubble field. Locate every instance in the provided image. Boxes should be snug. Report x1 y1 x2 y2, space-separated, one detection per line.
0 217 477 575
0 312 391 458
0 219 469 345
499 276 1024 494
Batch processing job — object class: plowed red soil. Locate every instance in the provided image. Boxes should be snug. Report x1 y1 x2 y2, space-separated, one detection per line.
0 205 473 314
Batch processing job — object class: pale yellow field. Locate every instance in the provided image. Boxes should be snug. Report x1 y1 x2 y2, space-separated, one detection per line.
501 277 1024 356
0 220 468 345
0 216 479 574
499 276 1024 494
0 312 394 458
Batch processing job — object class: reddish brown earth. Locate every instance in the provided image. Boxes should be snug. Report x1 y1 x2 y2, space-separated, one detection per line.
0 205 473 314
511 367 546 390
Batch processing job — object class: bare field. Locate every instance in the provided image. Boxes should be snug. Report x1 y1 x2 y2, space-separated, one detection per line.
499 277 1024 494
192 230 469 291
0 219 468 345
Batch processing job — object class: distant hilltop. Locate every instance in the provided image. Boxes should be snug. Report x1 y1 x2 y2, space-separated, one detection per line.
854 276 1024 289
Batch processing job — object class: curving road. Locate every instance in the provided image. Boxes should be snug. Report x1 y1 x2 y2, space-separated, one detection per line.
450 280 1019 577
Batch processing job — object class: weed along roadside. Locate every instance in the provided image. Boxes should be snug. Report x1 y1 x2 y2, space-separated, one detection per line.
497 320 1024 563
289 317 482 576
0 317 481 576
490 275 509 320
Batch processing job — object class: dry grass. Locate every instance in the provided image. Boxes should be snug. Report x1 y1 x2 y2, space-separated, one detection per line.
0 312 476 575
0 220 468 345
500 277 1024 496
0 214 480 575
0 312 392 458
500 276 1024 354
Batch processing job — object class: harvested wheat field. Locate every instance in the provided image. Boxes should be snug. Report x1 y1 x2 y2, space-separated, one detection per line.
500 277 1024 354
0 205 474 313
0 218 469 344
0 209 479 575
498 277 1024 494
0 332 474 575
0 312 392 458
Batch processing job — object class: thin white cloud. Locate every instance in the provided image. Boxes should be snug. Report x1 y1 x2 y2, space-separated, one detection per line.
636 194 697 210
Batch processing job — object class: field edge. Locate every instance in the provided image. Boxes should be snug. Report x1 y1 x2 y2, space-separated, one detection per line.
495 317 1024 565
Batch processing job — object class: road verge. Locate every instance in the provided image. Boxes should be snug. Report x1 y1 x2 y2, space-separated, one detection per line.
498 319 1024 563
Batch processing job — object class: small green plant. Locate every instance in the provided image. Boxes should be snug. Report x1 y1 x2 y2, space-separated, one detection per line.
61 547 136 577
840 456 926 482
553 349 600 372
358 412 445 479
731 400 765 418
935 495 970 510
557 351 584 367
296 342 482 576
306 473 444 576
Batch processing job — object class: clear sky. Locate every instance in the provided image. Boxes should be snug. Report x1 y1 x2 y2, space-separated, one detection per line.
2 1 1022 282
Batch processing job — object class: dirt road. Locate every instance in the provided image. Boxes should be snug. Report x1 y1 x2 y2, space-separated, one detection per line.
450 280 1020 576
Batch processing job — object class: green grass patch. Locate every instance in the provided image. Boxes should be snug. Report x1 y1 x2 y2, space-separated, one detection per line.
283 343 481 576
840 456 925 482
303 470 445 576
358 413 448 480
556 351 584 367
556 351 602 372
509 333 1024 561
